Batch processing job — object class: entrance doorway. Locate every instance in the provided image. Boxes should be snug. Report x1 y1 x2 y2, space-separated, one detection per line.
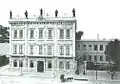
37 61 44 72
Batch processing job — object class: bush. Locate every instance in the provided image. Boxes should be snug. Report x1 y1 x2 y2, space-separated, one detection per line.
75 69 79 75
60 74 65 82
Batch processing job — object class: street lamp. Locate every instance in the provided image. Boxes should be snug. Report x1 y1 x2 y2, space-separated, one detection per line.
84 61 87 75
95 60 97 80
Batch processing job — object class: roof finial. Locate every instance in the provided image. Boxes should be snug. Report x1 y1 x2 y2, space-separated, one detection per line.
97 34 99 40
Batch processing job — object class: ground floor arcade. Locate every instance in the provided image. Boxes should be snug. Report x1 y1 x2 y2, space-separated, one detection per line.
9 56 76 74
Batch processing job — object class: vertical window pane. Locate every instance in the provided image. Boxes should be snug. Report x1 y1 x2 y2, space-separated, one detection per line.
60 46 64 55
13 60 17 67
19 30 23 38
89 55 92 61
39 45 42 55
83 55 86 61
19 61 23 67
100 45 103 51
48 45 52 55
14 30 17 38
88 45 92 50
60 29 64 39
106 56 108 61
30 60 34 68
66 62 70 69
19 45 23 54
59 61 64 69
13 45 17 54
30 45 33 54
66 46 70 55
39 30 43 38
30 30 34 38
94 45 98 51
48 30 52 38
48 61 52 69
100 56 103 61
94 55 97 61
83 45 86 51
66 29 70 38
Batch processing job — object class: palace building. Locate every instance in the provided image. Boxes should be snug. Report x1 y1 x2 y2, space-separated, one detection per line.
8 9 76 74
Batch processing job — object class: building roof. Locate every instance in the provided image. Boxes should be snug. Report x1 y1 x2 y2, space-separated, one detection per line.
76 39 111 42
0 43 9 55
8 17 76 23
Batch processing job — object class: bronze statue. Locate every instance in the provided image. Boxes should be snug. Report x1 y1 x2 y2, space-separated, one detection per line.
10 10 12 19
40 8 43 16
55 9 58 17
72 8 75 17
24 10 28 18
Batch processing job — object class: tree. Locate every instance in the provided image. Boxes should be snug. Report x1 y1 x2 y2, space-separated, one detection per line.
75 31 84 75
0 25 9 43
76 31 84 40
105 39 120 70
106 62 116 80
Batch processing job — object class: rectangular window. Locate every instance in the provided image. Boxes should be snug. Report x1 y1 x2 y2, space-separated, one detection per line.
83 45 86 51
19 45 23 54
94 55 97 61
48 61 52 69
66 29 70 38
88 55 92 61
39 30 43 38
14 30 17 39
48 45 52 55
89 45 92 47
60 46 64 55
88 45 92 49
60 29 64 39
100 45 103 51
66 46 70 55
100 56 103 61
78 44 80 48
39 45 43 55
66 62 70 69
59 61 64 69
19 30 23 38
30 45 33 54
30 30 34 39
94 45 98 51
13 45 17 54
83 55 86 61
106 56 108 61
48 30 52 39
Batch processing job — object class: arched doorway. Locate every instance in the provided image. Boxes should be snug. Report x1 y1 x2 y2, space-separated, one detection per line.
37 61 44 72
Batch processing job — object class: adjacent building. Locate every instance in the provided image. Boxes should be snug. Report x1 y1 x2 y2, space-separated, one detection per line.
76 39 109 64
8 9 76 74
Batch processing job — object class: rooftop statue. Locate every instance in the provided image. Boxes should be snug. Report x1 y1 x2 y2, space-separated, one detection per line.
40 8 43 16
10 10 12 19
24 10 28 18
55 9 58 17
72 8 75 17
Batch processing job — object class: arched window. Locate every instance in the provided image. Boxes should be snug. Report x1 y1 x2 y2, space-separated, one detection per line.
48 61 52 69
19 60 23 67
59 61 64 69
66 62 70 69
30 60 34 68
13 60 17 67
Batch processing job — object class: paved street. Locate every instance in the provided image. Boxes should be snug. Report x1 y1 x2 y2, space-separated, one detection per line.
0 65 120 84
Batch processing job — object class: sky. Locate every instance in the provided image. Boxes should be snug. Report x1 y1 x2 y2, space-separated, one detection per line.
1 0 120 40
